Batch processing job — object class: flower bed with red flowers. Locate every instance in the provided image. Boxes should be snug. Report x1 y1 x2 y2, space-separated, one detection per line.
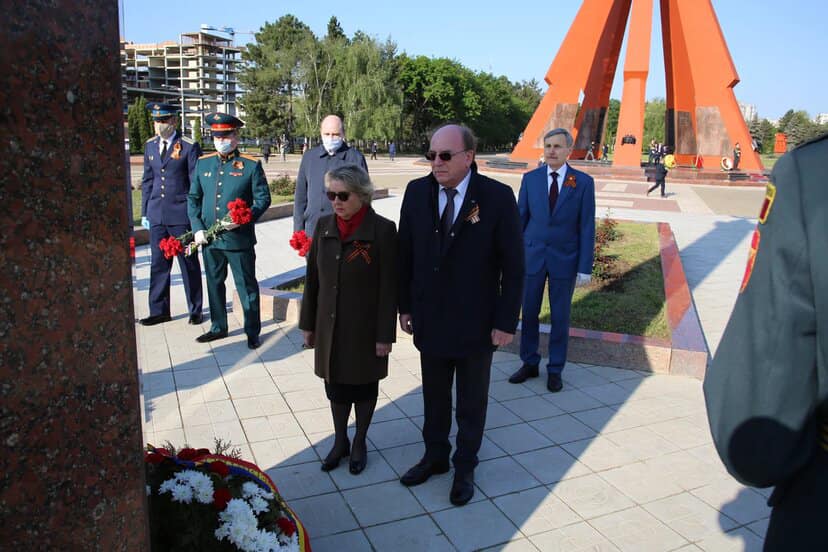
145 443 311 551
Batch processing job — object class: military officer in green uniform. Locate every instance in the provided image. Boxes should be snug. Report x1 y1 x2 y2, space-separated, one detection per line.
188 113 272 349
703 133 828 550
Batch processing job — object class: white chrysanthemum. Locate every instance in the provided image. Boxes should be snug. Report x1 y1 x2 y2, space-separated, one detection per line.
242 481 263 498
248 495 268 514
158 470 215 505
171 484 194 503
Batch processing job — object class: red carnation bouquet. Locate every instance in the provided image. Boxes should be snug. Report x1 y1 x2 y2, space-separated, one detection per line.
145 442 311 551
158 199 254 260
289 230 311 257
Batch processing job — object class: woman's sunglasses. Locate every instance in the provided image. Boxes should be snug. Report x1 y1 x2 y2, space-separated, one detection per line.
424 150 467 162
325 190 351 201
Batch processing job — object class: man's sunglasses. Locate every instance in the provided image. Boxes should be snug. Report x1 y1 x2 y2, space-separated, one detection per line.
325 190 351 201
425 150 468 162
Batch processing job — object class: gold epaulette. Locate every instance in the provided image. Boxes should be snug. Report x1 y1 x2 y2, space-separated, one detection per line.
181 136 194 144
145 136 157 143
239 153 258 162
199 152 219 160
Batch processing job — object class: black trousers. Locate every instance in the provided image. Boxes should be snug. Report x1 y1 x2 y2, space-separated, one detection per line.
647 179 666 197
420 350 493 473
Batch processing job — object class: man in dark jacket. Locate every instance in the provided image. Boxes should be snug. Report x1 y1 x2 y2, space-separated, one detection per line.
397 124 524 506
292 115 368 237
704 134 828 550
140 103 203 326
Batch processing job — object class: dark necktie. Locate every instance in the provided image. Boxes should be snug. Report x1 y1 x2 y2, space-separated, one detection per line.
441 187 458 239
160 141 168 159
549 171 559 213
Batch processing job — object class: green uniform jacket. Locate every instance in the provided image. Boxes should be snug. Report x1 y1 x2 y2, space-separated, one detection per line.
299 209 398 385
704 134 828 490
187 151 271 250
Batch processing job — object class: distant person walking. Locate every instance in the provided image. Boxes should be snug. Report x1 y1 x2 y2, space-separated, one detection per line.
261 142 271 164
370 141 378 160
646 161 668 198
389 140 396 161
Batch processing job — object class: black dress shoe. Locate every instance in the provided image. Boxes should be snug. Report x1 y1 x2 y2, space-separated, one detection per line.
508 364 539 384
247 336 261 350
188 313 203 325
400 458 450 487
139 314 171 326
349 442 367 475
196 330 228 343
547 373 563 393
321 440 350 472
450 471 475 506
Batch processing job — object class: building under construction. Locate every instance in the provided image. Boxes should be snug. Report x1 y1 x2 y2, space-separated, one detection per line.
121 30 243 137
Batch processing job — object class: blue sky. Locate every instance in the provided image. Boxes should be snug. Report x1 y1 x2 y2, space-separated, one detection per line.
121 0 825 120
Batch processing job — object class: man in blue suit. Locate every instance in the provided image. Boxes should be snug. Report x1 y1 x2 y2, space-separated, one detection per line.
397 124 524 506
508 128 595 392
140 103 203 326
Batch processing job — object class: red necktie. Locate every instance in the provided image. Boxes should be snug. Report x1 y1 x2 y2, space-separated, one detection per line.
549 171 559 213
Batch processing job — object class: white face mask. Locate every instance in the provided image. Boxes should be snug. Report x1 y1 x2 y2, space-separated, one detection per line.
155 122 175 139
322 136 343 153
214 138 235 155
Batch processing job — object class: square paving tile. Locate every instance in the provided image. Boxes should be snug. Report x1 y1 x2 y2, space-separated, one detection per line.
598 462 684 504
579 383 632 406
328 450 398 491
549 474 634 519
486 424 553 455
690 476 771 525
377 442 425 477
365 515 454 551
308 529 372 552
475 456 541 498
561 437 639 473
643 492 738 542
493 486 582 536
406 470 486 512
697 526 764 551
343 480 425 526
432 499 519 552
512 446 591 485
232 394 290 418
289 492 359 538
368 418 423 450
265 461 336 500
501 395 565 421
530 415 597 445
590 506 687 552
484 403 524 429
489 380 537 402
249 435 317 469
529 520 620 551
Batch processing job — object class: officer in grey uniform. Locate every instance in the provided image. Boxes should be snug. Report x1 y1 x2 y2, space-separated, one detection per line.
704 133 828 550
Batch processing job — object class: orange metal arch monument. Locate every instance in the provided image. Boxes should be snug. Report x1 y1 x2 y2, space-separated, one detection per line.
511 0 762 171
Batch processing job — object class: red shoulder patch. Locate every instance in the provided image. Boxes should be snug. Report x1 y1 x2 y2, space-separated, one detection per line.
740 228 761 293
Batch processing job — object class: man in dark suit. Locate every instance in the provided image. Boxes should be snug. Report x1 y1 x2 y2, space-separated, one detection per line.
293 115 368 237
397 124 524 506
508 128 595 393
704 134 828 550
140 103 203 326
188 113 272 349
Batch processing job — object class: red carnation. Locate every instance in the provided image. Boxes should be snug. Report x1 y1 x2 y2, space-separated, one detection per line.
176 447 199 460
159 236 183 260
213 487 232 511
276 516 296 537
227 198 253 225
209 461 230 477
145 452 166 464
289 230 311 257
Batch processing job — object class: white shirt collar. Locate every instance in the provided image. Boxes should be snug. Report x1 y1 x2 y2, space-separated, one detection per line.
442 169 472 198
548 163 568 190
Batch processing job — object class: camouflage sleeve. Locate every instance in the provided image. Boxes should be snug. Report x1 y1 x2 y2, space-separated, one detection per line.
703 148 818 488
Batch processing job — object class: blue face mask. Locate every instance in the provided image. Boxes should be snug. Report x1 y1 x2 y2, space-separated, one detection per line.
214 138 235 155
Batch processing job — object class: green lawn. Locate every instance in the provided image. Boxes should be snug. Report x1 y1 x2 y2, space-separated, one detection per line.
281 221 669 339
760 153 780 170
538 221 669 339
131 190 294 226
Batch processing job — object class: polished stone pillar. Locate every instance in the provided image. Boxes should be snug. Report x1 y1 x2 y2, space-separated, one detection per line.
0 1 149 548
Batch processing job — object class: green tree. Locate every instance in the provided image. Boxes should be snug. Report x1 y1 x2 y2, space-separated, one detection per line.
192 117 202 146
644 98 666 146
605 98 621 146
240 15 314 140
326 16 347 42
780 110 814 147
127 99 142 154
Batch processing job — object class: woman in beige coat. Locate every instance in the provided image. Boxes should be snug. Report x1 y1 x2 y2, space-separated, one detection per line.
299 165 397 474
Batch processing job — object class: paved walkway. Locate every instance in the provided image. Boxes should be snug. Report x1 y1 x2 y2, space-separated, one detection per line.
135 165 768 551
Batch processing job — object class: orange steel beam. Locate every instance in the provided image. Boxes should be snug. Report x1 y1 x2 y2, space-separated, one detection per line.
511 0 625 162
513 0 763 171
613 0 654 166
